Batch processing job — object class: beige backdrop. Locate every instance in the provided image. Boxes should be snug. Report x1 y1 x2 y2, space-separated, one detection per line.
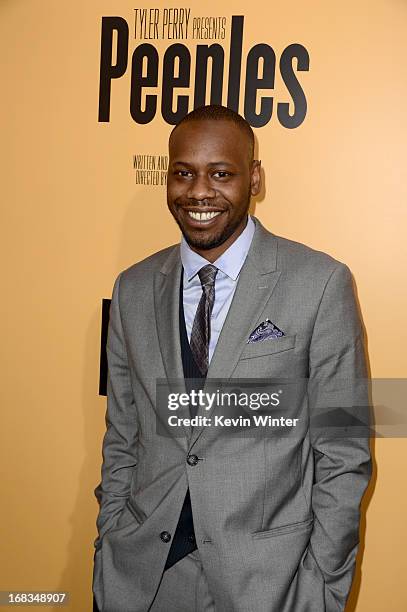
1 0 406 610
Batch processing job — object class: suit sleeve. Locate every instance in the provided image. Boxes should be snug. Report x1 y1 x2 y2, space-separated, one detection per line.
308 263 372 611
93 271 139 552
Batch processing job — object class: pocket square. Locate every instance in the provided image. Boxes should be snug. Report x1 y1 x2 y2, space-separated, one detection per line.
247 319 285 343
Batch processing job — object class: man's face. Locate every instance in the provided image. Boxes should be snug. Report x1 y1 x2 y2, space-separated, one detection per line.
167 119 261 254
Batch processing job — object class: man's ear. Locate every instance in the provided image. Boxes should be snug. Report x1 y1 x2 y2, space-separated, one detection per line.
250 160 261 196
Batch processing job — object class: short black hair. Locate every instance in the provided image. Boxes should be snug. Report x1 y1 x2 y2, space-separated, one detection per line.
170 104 255 159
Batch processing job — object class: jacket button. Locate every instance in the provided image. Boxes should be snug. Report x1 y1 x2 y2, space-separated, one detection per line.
160 531 171 543
187 454 199 466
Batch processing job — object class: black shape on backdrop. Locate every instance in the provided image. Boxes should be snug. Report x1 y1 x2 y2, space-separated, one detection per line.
161 43 191 124
244 43 275 127
227 14 244 112
278 43 309 129
98 17 129 123
194 44 224 107
99 299 110 396
130 43 159 124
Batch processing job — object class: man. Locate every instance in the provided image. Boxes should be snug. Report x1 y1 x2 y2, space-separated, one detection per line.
93 105 371 612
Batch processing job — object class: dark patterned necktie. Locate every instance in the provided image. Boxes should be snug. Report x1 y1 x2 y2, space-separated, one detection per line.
189 264 218 377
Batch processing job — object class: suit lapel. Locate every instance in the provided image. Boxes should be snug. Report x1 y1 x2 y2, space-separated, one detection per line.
154 248 192 444
190 217 281 445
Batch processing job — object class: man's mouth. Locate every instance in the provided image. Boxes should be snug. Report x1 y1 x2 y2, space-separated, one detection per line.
187 210 222 222
179 207 226 226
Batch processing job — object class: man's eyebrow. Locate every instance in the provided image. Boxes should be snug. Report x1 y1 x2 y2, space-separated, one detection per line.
171 160 235 167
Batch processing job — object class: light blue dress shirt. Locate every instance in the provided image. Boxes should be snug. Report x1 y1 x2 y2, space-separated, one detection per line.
180 215 256 363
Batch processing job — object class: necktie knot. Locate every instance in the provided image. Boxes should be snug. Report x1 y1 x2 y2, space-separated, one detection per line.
198 264 218 289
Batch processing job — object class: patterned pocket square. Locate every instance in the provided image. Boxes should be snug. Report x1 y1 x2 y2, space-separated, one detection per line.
247 319 285 343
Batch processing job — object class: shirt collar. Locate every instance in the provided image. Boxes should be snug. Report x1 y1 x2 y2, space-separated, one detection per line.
180 215 255 282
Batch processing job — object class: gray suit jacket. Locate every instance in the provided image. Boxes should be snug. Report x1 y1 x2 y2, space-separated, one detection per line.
93 216 371 612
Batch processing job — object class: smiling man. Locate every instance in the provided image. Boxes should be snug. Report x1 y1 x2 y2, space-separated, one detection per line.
166 107 260 261
93 105 371 612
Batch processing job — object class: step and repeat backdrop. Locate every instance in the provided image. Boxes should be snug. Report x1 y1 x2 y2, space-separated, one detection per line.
1 1 406 610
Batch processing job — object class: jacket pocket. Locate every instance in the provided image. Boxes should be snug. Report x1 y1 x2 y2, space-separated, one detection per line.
252 516 314 539
101 498 145 541
239 334 296 360
125 497 146 524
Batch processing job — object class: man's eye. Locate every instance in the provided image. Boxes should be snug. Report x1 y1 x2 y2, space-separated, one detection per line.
214 171 231 178
176 170 193 177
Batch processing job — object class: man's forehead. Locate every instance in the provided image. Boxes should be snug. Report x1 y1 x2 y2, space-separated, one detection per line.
171 118 242 141
168 119 253 159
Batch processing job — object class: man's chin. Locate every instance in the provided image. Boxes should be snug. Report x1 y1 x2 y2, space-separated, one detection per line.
180 216 247 252
176 217 230 251
183 231 228 251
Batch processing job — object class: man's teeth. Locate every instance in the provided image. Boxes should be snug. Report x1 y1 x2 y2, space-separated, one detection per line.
188 211 222 221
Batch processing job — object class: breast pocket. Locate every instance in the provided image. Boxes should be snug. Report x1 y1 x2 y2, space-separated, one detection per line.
232 335 298 379
239 334 297 360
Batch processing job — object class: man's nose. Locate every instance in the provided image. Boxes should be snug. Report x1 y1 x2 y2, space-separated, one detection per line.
187 175 216 201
